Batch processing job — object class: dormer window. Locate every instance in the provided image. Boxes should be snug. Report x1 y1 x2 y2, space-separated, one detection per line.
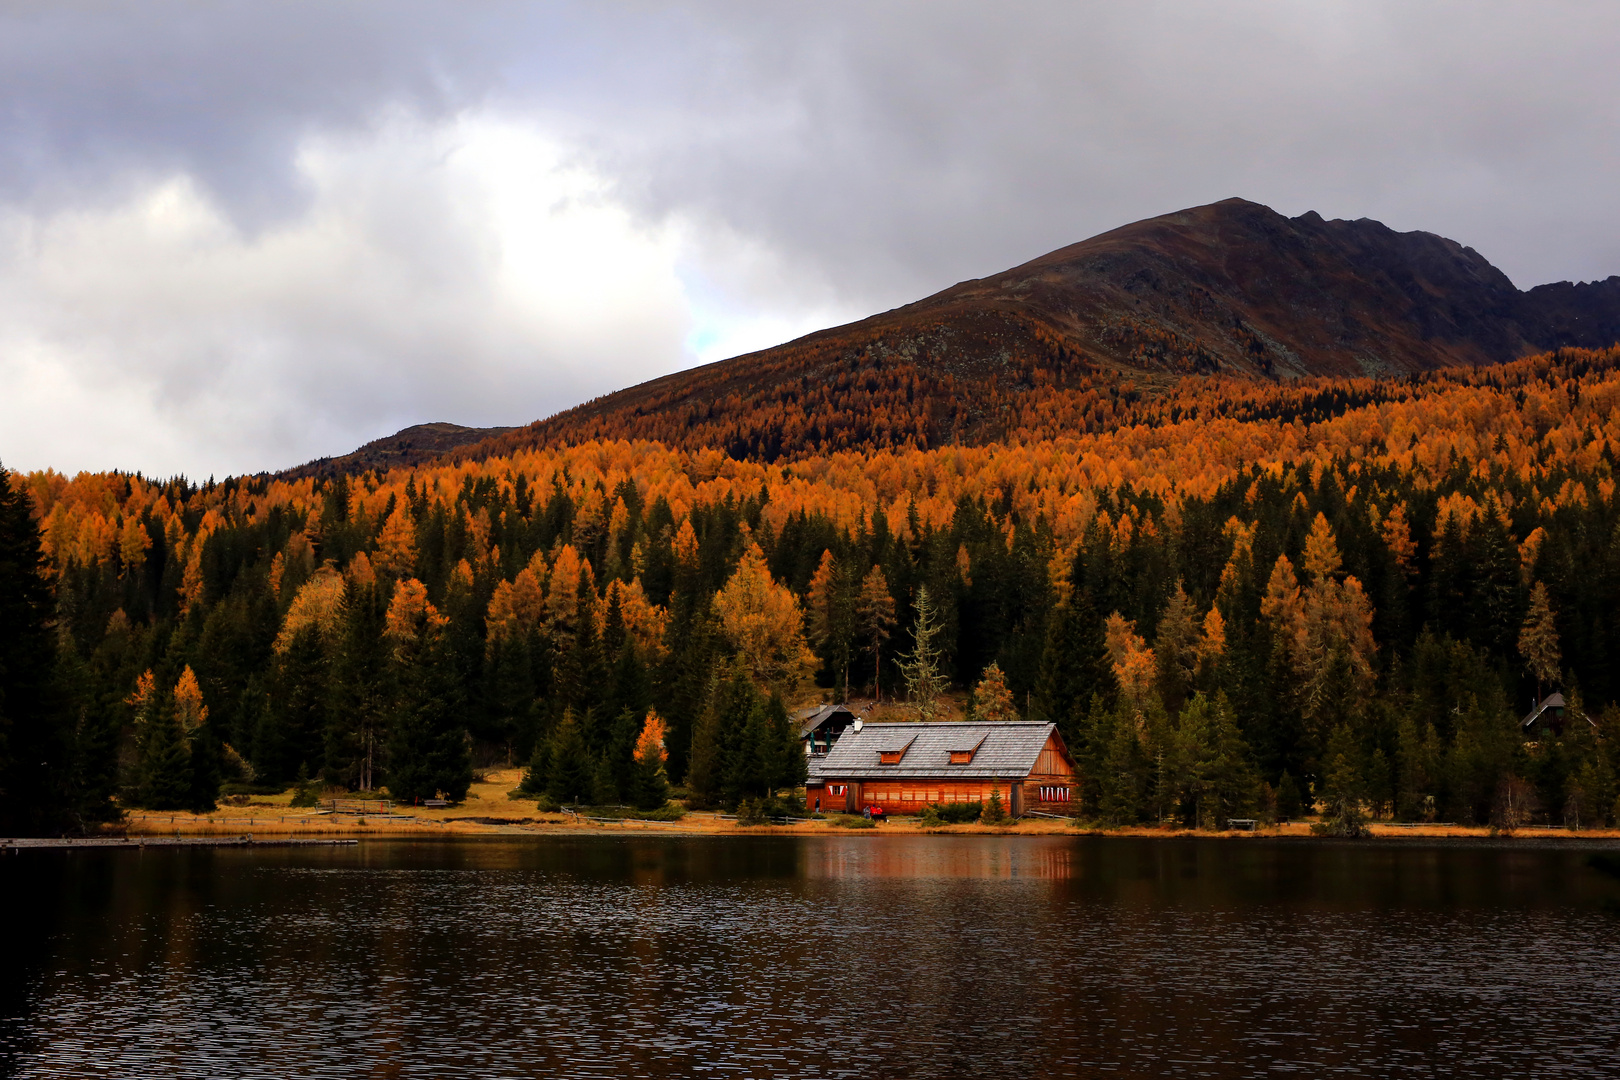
875 735 917 765
946 734 988 764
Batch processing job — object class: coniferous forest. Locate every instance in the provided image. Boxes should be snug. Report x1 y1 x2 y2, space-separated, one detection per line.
5 346 1620 834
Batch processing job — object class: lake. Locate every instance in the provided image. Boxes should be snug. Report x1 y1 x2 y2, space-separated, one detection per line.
4 835 1619 1078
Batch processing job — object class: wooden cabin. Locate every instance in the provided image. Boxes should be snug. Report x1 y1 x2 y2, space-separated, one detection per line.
799 703 860 757
1523 693 1567 733
1521 692 1595 735
804 720 1077 818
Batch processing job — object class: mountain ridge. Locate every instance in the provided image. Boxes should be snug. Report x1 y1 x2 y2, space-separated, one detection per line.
281 422 514 480
349 199 1620 467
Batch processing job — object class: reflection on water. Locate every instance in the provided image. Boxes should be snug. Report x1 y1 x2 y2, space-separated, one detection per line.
3 836 1619 1078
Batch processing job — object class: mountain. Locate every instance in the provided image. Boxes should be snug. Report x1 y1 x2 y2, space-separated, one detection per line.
456 198 1620 460
281 422 515 479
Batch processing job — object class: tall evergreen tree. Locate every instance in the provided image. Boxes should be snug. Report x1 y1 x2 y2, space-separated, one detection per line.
1098 709 1145 826
138 708 194 811
129 673 191 811
384 580 472 803
806 550 856 699
687 661 763 808
1519 581 1561 706
1031 590 1116 749
327 577 389 789
855 565 896 699
544 708 593 805
258 624 329 786
59 648 122 825
0 462 70 834
899 585 950 719
1174 693 1258 829
628 710 670 810
1315 724 1370 836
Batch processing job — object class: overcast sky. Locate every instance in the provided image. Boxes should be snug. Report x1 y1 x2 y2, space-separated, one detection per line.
2 2 1618 477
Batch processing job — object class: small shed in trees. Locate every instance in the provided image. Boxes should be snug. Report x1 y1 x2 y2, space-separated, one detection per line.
1521 692 1591 734
804 720 1076 817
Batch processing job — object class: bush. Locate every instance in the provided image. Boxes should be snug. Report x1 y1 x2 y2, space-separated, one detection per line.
919 805 944 827
735 798 768 826
289 764 320 808
752 793 808 819
1275 771 1303 820
1311 810 1370 838
927 800 983 824
534 793 561 813
831 814 876 829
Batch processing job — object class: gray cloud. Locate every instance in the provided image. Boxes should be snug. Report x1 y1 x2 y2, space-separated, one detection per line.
1 2 1617 476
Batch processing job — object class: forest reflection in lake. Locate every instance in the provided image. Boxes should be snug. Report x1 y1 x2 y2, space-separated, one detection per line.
4 835 1619 1078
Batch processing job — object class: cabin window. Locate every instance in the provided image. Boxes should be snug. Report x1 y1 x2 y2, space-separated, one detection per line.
1038 786 1071 803
879 750 906 765
829 785 846 796
949 750 975 764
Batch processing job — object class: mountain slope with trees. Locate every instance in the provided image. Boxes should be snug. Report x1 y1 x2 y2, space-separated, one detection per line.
463 198 1620 460
5 345 1620 833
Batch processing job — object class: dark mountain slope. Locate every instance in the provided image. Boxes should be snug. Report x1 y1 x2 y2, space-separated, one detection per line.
281 422 514 480
458 198 1620 459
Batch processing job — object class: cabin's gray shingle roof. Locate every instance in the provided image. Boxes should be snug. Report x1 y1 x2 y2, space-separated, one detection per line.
798 703 857 738
811 721 1059 780
1522 692 1566 728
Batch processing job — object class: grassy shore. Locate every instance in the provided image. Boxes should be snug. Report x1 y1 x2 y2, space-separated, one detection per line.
103 768 1620 841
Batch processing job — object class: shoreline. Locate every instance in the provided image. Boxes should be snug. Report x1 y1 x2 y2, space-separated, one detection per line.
36 820 1620 845
56 770 1619 844
17 816 1620 844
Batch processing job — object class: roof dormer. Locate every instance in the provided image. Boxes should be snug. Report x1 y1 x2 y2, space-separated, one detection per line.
947 734 989 765
875 735 917 765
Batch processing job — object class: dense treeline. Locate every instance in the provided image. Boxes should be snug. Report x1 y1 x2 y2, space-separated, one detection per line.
4 346 1620 834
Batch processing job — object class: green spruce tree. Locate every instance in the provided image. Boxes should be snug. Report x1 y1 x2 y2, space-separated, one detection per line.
898 585 949 719
544 709 593 806
139 708 194 811
1314 725 1370 837
385 586 472 803
520 734 550 795
1031 590 1116 751
982 784 1008 824
629 712 670 811
0 461 71 834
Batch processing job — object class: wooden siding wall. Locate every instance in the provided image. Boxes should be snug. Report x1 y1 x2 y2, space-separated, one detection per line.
805 783 853 814
847 781 1022 814
1034 734 1077 779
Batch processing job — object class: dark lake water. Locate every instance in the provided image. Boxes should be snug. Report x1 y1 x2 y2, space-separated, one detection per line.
4 835 1619 1079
